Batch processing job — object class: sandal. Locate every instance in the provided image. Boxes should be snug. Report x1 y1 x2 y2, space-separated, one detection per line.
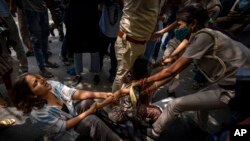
0 118 16 128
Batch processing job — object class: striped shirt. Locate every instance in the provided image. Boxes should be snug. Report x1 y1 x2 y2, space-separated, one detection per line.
29 80 79 141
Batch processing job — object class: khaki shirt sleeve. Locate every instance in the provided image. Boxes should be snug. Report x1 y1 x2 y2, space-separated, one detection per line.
182 32 214 59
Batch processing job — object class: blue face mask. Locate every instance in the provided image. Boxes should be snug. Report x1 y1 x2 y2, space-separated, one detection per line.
174 26 189 41
239 0 250 10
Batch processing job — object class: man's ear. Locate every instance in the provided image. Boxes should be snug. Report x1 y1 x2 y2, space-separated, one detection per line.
190 19 198 31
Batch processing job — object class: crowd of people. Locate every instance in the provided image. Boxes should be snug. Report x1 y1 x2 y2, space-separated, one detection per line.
0 0 250 141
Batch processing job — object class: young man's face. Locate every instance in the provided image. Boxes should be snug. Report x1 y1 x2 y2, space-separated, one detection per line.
25 74 52 97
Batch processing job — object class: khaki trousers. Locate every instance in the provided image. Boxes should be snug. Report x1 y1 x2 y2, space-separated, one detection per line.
112 34 146 92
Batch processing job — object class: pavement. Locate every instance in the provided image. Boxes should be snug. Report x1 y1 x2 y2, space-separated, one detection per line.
1 20 249 140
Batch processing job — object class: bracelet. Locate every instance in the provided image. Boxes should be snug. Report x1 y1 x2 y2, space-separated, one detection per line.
140 79 144 88
144 78 147 84
140 78 147 88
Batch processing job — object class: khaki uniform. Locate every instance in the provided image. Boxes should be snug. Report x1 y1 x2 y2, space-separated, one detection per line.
112 0 162 91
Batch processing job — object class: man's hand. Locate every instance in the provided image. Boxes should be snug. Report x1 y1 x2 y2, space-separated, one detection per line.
87 102 98 114
101 92 114 99
158 15 166 21
113 88 129 102
112 90 122 102
150 30 163 41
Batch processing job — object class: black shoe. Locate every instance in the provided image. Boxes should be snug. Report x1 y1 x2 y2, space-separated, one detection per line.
45 61 59 68
93 75 100 85
25 51 34 57
39 69 54 78
72 75 82 86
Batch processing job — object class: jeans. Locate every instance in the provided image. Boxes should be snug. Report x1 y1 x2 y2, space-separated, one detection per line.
61 31 70 60
24 10 49 70
144 40 156 61
74 53 100 75
144 39 162 61
17 8 32 51
152 39 161 60
161 30 175 50
99 32 117 76
4 15 28 72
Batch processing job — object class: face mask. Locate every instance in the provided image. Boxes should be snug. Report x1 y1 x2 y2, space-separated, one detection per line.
239 0 250 10
174 26 189 41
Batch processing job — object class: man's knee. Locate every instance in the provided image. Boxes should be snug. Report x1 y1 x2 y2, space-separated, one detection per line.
166 98 183 114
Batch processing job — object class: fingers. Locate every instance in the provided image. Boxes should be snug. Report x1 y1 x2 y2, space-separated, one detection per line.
107 93 114 98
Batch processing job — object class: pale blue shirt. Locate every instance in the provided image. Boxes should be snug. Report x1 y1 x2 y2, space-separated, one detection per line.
29 80 79 141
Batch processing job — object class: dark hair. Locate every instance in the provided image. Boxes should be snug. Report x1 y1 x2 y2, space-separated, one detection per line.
132 57 151 80
123 56 151 84
13 73 47 114
176 3 209 28
177 3 242 42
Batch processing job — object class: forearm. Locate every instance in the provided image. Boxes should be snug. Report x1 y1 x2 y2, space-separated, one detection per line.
96 88 129 109
161 21 178 34
92 91 111 99
147 68 174 83
96 96 114 109
66 110 92 130
170 39 189 57
73 90 110 100
142 78 172 94
133 68 173 91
